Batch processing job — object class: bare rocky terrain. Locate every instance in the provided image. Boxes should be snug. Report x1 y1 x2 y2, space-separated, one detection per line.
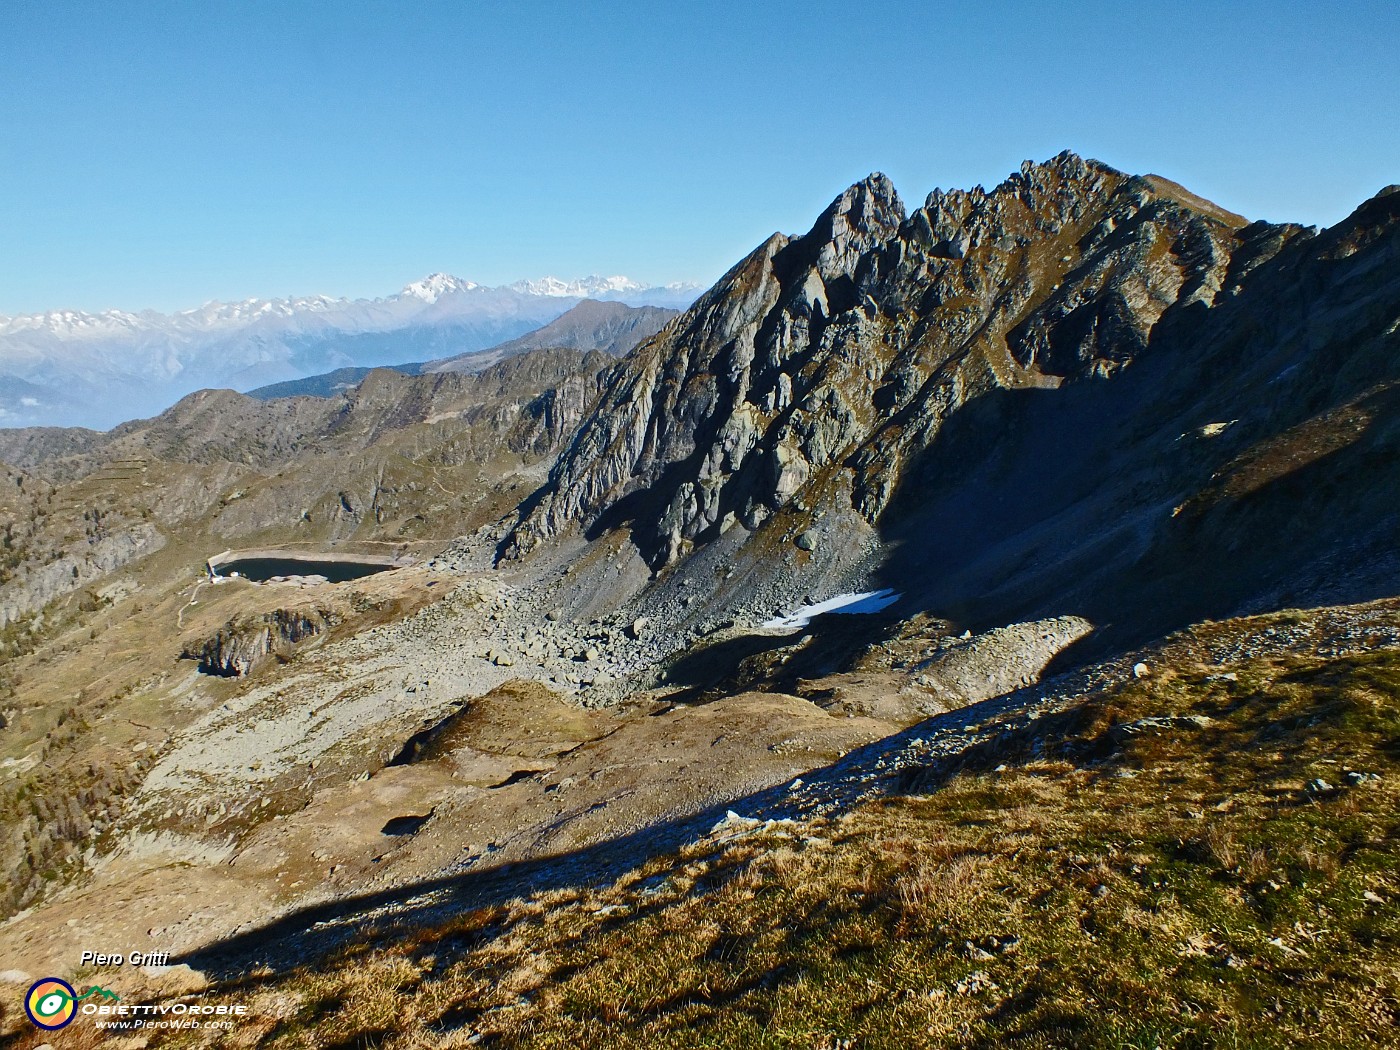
1 153 1398 1046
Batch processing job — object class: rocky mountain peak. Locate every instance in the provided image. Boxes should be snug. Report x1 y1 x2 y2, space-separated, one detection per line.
499 151 1395 612
801 173 907 282
400 272 479 302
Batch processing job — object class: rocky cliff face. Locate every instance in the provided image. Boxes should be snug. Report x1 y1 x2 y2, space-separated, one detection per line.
183 607 332 677
502 153 1254 567
502 154 1400 648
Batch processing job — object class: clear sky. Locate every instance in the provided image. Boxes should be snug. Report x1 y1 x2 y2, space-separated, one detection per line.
2 0 1397 314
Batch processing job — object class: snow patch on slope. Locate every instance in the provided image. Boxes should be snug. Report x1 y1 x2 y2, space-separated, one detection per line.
762 589 902 631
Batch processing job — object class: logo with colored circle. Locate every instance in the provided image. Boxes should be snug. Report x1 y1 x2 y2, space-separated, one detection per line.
25 977 77 1030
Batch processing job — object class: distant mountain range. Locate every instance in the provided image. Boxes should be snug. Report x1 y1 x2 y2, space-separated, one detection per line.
6 155 1400 1040
245 299 680 401
0 274 700 429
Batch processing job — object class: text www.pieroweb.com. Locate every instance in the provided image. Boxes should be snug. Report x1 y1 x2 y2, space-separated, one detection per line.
95 1017 237 1031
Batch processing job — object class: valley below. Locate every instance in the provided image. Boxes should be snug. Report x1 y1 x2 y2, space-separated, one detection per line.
1 153 1398 1047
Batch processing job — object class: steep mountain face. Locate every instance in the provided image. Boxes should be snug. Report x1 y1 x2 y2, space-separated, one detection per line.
0 276 698 430
425 299 680 374
6 154 1400 1013
503 153 1400 647
504 155 1235 559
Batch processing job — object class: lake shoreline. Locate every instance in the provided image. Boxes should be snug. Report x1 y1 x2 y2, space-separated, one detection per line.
206 547 412 583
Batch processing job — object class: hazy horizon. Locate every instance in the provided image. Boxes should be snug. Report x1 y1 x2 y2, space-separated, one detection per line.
3 0 1398 314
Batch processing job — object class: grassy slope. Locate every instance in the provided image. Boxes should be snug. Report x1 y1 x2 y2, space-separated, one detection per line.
32 624 1394 1050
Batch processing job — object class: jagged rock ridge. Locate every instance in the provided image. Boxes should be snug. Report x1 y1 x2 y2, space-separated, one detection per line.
502 153 1400 650
503 153 1253 566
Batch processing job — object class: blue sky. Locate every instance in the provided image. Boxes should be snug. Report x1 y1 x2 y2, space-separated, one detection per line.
2 0 1397 313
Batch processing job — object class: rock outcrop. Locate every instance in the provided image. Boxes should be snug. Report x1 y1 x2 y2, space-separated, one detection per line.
183 608 333 677
0 524 165 627
501 155 1400 652
0 460 167 627
914 616 1095 704
502 154 1254 568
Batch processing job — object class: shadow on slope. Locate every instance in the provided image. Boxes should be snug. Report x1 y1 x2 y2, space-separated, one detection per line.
166 592 1400 990
659 604 909 705
171 682 1026 981
867 324 1400 663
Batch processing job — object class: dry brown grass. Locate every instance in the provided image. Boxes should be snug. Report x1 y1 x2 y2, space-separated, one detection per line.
6 638 1398 1050
5 630 1394 1047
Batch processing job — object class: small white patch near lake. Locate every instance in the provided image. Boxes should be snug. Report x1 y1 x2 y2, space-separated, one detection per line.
761 588 901 631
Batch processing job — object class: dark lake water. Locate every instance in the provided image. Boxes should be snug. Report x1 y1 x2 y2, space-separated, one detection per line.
213 557 395 583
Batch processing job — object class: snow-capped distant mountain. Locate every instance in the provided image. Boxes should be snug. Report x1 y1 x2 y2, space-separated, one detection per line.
508 275 644 298
399 273 480 303
506 275 701 308
0 275 702 429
